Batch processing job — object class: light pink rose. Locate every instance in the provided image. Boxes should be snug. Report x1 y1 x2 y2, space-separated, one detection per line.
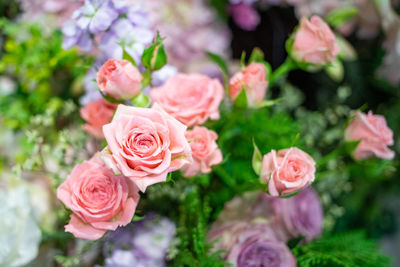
183 126 223 177
102 104 192 192
57 154 139 240
80 98 117 139
292 16 340 65
150 74 224 127
345 111 394 160
97 59 143 100
229 62 268 106
260 147 316 196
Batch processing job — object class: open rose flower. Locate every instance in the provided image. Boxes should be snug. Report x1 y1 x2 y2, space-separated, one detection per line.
150 74 224 126
57 154 140 240
345 111 394 160
80 98 117 138
97 59 143 101
208 221 296 267
102 104 192 192
260 147 316 197
183 126 223 177
229 62 268 106
292 16 340 65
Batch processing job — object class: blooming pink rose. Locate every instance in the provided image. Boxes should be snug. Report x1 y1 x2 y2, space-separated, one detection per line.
260 147 315 196
97 59 143 100
57 154 139 240
80 98 117 138
102 104 192 192
229 62 268 106
183 126 223 177
150 74 224 126
345 111 394 160
292 16 340 65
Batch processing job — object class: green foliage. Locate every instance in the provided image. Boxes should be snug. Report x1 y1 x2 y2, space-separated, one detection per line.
293 231 391 267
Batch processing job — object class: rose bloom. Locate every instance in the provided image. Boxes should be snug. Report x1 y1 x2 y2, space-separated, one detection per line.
229 62 268 106
57 154 140 240
208 221 296 267
150 74 224 127
102 104 192 192
183 126 223 177
80 98 117 138
260 147 316 196
345 111 394 160
97 59 143 101
292 16 340 65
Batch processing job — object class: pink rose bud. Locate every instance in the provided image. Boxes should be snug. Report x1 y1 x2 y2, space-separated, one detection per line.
102 104 192 192
96 59 143 101
183 126 223 177
150 74 224 127
229 62 268 106
57 154 140 240
260 147 316 197
80 98 117 139
292 16 340 65
345 111 394 160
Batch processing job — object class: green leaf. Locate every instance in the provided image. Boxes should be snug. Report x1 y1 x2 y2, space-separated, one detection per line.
141 32 167 70
344 140 360 155
325 58 344 82
240 51 247 67
131 92 150 108
233 87 248 109
123 49 137 67
249 47 265 63
253 98 281 109
252 139 263 175
325 7 358 28
206 51 229 75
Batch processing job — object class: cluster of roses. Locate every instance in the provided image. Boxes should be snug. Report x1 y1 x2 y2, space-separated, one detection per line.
57 15 394 243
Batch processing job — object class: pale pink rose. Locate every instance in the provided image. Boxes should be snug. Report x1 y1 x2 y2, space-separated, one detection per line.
292 16 340 65
183 126 223 177
345 111 394 160
96 59 143 101
260 147 315 197
57 154 139 240
102 104 192 192
80 98 117 139
229 62 268 106
150 74 224 126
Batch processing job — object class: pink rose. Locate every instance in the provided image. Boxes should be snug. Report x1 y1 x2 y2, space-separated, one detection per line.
150 74 224 126
183 126 223 177
102 104 192 192
80 98 117 138
260 147 316 196
292 16 340 65
57 154 139 240
345 111 394 160
229 62 268 106
97 59 143 100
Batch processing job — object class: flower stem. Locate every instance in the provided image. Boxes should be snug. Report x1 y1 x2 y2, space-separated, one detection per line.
269 57 296 86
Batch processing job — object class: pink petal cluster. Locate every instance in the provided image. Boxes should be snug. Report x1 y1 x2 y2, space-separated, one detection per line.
183 126 223 177
292 16 340 65
80 98 117 139
345 111 394 160
229 62 268 106
260 147 315 196
57 154 140 240
102 104 192 192
97 59 143 101
150 74 224 127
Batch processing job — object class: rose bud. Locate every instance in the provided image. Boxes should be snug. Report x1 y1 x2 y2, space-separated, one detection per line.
80 98 117 139
97 59 143 101
229 62 268 106
345 111 394 160
291 16 340 66
260 147 316 197
57 154 140 240
183 126 223 177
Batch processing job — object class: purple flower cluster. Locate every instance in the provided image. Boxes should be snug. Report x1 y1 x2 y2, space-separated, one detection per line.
102 213 176 267
208 188 323 265
228 0 260 31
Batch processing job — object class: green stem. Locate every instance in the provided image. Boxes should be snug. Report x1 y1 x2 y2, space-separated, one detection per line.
269 57 296 86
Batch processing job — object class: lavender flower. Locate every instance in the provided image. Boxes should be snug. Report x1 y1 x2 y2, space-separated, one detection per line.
103 213 176 267
229 3 260 31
